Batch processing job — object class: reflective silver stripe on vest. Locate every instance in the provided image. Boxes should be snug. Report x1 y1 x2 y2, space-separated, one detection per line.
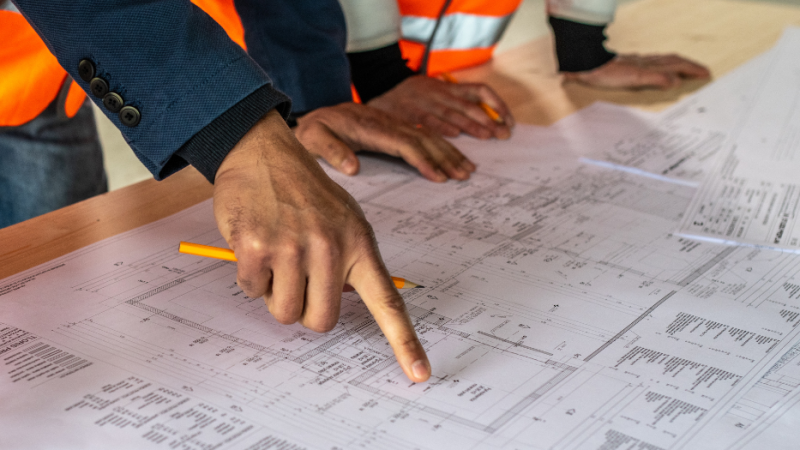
401 13 513 50
2 0 19 12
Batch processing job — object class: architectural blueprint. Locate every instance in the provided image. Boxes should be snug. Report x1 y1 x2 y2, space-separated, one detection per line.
580 44 777 188
4 130 800 449
736 384 800 450
679 29 800 250
687 339 800 449
7 27 800 450
564 28 800 448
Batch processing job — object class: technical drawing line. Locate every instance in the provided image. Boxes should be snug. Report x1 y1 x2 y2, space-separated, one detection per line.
510 224 544 241
677 246 737 287
583 290 677 362
125 301 282 357
477 331 553 356
347 359 577 434
360 177 416 203
294 324 371 365
596 260 646 277
485 365 576 433
125 260 229 305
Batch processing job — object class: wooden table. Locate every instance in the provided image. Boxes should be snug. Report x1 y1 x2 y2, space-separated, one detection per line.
2 0 800 280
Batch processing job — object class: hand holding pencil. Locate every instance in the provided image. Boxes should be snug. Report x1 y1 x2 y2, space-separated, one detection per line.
179 242 424 290
211 118 431 383
440 72 504 124
367 74 514 141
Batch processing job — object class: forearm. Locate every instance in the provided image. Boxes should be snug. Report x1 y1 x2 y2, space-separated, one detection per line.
233 0 351 114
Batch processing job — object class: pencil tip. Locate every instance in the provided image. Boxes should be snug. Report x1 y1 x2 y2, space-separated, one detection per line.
414 285 425 289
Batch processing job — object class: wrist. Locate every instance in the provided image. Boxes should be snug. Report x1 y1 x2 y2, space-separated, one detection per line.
215 109 294 182
348 43 416 103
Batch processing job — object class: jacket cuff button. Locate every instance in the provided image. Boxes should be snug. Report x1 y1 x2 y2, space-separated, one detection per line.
78 59 95 82
89 77 109 98
119 106 141 127
103 92 124 113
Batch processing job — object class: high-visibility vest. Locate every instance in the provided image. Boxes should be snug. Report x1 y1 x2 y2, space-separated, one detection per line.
397 0 522 75
0 10 86 127
0 0 244 128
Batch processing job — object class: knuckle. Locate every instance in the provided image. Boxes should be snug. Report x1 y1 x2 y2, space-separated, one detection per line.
309 232 341 261
351 220 377 250
271 302 302 325
236 277 260 297
307 319 337 334
234 236 271 263
441 109 460 121
277 241 304 263
397 334 422 353
273 312 299 326
398 133 419 149
431 103 451 117
376 292 409 315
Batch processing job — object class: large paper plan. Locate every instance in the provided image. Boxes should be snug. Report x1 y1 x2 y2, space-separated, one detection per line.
4 124 800 449
8 26 800 450
678 29 800 250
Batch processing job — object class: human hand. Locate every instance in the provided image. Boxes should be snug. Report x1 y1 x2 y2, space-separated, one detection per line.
213 109 431 383
294 102 475 182
368 75 514 140
563 53 711 90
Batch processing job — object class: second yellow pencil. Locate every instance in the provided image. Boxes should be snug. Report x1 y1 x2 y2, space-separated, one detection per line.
178 242 423 289
440 72 504 124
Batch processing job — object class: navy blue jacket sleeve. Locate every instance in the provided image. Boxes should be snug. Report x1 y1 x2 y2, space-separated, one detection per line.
12 0 290 181
234 0 352 115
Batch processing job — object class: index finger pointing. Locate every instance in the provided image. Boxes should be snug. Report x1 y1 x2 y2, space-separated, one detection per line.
348 253 431 383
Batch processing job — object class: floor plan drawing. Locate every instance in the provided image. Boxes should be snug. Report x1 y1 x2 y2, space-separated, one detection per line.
4 137 800 449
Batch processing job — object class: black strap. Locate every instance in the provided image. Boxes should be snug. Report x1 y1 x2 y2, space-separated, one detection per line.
549 16 616 73
348 43 417 103
419 0 454 75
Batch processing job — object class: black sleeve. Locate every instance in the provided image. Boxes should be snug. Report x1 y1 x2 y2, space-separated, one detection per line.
548 16 616 73
347 42 416 103
173 85 291 183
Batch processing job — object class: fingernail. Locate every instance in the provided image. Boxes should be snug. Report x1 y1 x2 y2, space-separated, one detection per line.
435 169 447 182
412 360 430 381
462 160 476 172
340 158 357 175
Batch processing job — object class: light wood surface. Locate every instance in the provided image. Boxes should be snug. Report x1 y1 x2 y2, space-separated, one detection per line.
2 0 800 280
459 0 800 124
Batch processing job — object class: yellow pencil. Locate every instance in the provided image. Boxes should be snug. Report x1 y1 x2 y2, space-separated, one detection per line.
179 242 424 289
440 72 504 124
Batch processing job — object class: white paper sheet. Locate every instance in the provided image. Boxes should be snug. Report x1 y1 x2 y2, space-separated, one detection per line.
685 338 800 449
679 29 800 250
579 45 778 187
4 123 800 449
735 385 800 450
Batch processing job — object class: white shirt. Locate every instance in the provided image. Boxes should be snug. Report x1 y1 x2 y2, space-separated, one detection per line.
338 0 617 52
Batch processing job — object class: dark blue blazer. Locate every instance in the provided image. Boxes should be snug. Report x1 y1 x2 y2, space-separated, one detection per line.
11 0 352 180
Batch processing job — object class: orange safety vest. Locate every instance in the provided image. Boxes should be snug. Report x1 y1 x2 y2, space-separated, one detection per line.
397 0 522 75
0 1 245 128
0 10 86 127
